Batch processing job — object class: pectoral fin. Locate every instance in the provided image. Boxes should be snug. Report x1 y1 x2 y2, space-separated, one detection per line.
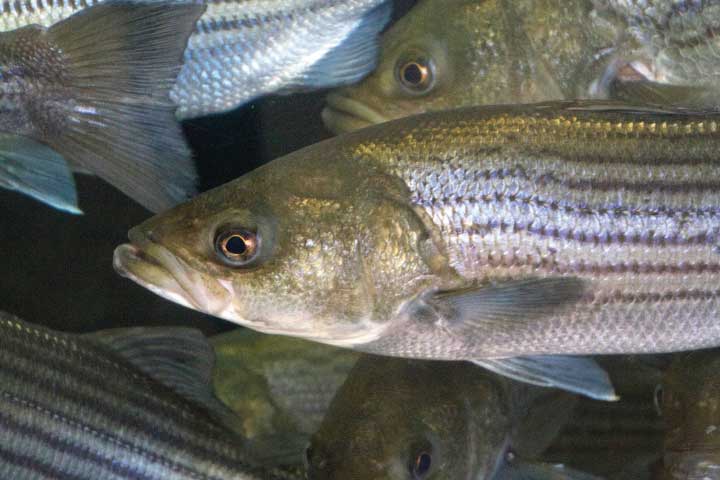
428 277 586 332
0 134 81 214
473 356 617 401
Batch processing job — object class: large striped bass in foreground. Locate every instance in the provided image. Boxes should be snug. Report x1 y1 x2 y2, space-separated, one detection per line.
114 101 720 400
0 310 298 480
0 0 392 119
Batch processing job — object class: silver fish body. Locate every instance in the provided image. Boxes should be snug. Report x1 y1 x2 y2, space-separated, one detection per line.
115 101 720 399
0 310 296 480
0 0 391 118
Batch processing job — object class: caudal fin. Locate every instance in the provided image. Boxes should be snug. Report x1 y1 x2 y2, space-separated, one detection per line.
46 1 203 212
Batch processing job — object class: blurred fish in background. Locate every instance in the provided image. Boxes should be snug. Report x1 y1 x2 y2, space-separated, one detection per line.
0 0 394 119
600 0 720 108
323 0 618 133
212 329 359 466
323 0 720 134
306 355 599 480
659 349 720 479
0 1 200 214
0 310 301 480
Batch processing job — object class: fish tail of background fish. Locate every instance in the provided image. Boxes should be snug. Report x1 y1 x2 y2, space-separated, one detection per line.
171 0 392 118
33 1 201 212
0 311 298 480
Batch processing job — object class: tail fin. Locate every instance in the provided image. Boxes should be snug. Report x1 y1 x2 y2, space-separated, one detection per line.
45 1 203 212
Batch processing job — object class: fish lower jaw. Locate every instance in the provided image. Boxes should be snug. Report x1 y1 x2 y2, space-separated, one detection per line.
113 244 195 310
322 93 389 133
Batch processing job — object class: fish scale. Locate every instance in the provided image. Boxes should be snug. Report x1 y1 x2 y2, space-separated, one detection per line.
0 311 300 480
0 0 390 118
351 105 720 358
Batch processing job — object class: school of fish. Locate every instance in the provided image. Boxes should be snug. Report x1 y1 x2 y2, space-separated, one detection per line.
2 0 720 478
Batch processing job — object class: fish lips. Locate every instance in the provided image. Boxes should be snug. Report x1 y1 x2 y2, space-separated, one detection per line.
322 93 389 134
113 228 233 316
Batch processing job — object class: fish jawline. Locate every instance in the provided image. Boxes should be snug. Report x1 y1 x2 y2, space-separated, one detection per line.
113 243 196 311
322 93 389 133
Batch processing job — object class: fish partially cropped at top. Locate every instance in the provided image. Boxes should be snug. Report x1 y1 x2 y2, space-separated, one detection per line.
307 355 600 480
114 101 720 400
323 0 720 134
0 1 200 214
0 0 393 119
0 310 301 480
323 0 618 133
658 349 720 479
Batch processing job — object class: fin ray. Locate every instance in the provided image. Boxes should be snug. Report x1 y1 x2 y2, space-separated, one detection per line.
44 1 203 212
473 355 617 401
0 134 81 213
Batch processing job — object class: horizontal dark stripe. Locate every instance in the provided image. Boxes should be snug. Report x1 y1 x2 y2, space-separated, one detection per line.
0 441 84 480
589 289 720 304
196 0 343 34
477 253 720 275
0 390 215 480
465 165 720 198
0 319 231 443
456 219 716 247
423 187 720 219
0 337 244 473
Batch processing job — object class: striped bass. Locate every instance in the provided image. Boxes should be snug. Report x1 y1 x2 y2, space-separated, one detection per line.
0 0 392 119
0 310 300 480
113 101 720 400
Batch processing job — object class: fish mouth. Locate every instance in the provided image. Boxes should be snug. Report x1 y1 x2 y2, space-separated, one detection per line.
113 228 232 316
322 93 390 134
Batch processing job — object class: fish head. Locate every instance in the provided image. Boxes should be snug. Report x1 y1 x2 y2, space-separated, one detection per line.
323 0 495 134
323 0 622 134
307 357 509 479
114 146 448 345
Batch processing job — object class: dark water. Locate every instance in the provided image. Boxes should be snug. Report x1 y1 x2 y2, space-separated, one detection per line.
0 92 330 334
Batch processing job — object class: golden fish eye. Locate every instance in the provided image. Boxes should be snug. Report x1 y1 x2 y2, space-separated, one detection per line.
214 228 259 266
396 54 434 94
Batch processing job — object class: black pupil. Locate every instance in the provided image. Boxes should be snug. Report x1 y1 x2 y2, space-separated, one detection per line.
403 63 424 85
415 453 431 476
225 235 247 255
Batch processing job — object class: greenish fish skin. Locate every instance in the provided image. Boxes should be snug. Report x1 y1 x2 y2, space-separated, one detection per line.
602 0 720 93
0 0 392 119
114 101 720 384
322 0 720 134
306 355 576 479
660 349 720 479
212 329 358 466
0 310 300 480
323 0 619 133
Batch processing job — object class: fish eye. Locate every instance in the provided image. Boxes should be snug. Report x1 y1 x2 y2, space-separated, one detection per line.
214 228 259 266
395 52 435 94
410 451 432 479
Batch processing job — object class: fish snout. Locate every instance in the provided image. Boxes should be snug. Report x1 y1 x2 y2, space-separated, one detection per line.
114 229 233 316
322 92 390 134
